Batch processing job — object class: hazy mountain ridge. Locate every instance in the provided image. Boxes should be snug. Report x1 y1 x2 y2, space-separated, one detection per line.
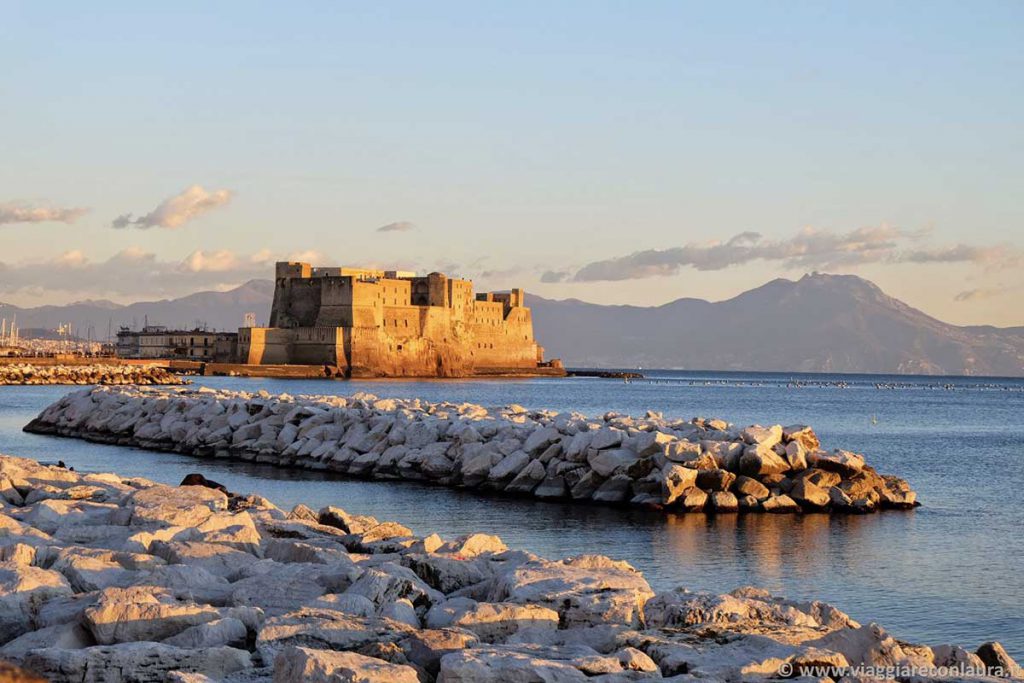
2 274 1021 376
528 274 1024 376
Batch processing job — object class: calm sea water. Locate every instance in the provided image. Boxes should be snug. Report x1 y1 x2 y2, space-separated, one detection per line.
1 371 1022 657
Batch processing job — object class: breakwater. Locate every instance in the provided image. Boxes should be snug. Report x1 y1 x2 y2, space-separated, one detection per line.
0 453 1011 682
0 364 185 386
25 386 917 514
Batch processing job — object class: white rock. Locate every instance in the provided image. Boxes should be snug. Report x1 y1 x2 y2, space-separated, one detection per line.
24 643 253 682
587 449 637 477
273 645 420 683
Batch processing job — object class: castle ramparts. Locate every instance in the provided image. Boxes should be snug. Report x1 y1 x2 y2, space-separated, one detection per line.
238 262 561 377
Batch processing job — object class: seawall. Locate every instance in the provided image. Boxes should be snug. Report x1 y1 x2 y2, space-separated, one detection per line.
0 453 1014 682
0 363 185 386
24 386 917 514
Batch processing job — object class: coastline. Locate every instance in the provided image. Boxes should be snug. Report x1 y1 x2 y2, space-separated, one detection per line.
0 452 1017 682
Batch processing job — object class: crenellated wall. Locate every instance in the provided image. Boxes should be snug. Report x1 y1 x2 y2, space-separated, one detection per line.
240 262 552 377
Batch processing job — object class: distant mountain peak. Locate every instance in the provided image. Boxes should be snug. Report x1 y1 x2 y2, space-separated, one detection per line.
527 273 1022 376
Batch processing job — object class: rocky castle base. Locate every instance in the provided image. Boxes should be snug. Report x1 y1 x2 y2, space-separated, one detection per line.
25 386 917 515
0 454 1017 682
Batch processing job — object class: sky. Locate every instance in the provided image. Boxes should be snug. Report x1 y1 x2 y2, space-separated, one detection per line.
1 1 1022 326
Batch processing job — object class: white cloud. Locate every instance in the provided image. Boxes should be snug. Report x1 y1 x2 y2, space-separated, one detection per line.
0 201 88 226
0 247 315 300
112 185 234 229
287 249 331 264
181 249 241 273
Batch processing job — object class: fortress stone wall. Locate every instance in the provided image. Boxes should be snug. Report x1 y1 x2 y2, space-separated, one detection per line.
238 262 556 377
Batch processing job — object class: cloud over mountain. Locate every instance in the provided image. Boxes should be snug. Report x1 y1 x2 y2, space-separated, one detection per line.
0 247 279 299
112 185 234 229
571 226 1020 281
376 221 415 233
0 201 88 226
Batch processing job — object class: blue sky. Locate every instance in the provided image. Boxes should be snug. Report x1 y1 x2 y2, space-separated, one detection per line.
1 1 1021 324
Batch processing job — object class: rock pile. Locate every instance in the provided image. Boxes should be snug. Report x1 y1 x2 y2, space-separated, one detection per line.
0 364 185 386
0 454 1012 682
25 386 918 514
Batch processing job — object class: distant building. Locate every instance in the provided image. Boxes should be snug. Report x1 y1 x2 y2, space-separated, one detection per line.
238 261 558 377
116 326 237 362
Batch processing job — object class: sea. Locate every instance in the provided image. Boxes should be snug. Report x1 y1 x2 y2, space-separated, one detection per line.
1 370 1022 658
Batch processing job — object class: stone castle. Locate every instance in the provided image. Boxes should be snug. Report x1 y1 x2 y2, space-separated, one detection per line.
238 262 561 377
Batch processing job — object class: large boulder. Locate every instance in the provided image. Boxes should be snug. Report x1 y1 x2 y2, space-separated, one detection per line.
21 499 120 534
0 621 93 662
437 643 651 681
255 608 416 664
738 445 790 477
23 643 252 682
344 563 442 611
591 475 633 503
734 476 770 500
50 547 163 592
128 485 228 528
427 601 559 642
151 541 255 580
789 480 830 509
762 494 800 513
228 561 335 617
438 646 589 682
709 491 739 513
645 586 855 634
659 465 698 505
83 586 222 644
439 533 507 558
586 449 637 477
487 555 654 628
976 641 1023 678
273 645 420 683
696 469 735 492
783 425 820 451
677 487 708 512
812 449 865 476
741 425 783 448
398 628 479 677
0 562 73 643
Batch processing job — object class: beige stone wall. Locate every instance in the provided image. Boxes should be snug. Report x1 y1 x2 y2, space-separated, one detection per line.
238 327 294 365
247 262 548 376
467 304 538 369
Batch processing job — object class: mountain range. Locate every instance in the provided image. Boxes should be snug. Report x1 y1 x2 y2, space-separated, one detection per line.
2 274 1021 376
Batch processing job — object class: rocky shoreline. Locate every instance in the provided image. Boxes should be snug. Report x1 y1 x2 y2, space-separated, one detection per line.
0 453 1017 682
25 386 917 515
0 364 185 386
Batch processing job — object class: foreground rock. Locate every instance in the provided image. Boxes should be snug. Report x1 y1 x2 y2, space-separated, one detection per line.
0 454 1011 682
0 363 184 386
25 386 918 514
